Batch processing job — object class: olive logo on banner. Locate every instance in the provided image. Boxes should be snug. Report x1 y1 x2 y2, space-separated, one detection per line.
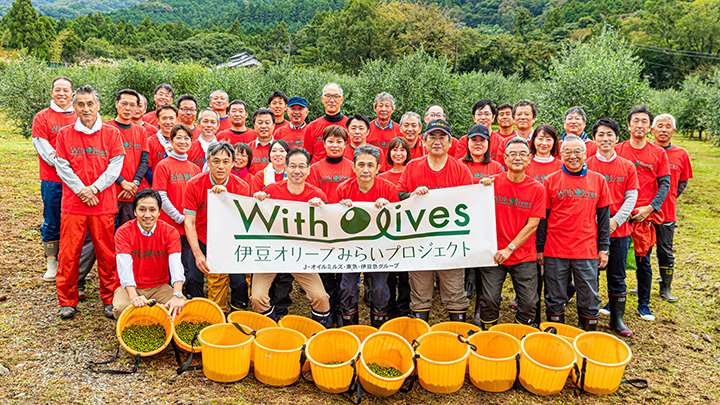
341 207 371 234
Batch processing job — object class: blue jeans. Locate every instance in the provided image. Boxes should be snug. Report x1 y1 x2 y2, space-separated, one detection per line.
635 249 653 306
40 180 63 242
607 236 631 296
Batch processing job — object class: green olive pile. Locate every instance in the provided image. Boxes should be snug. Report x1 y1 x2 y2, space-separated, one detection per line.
175 320 212 347
121 323 166 353
367 362 402 378
324 361 343 365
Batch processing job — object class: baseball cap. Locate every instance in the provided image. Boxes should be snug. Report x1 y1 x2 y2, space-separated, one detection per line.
467 124 490 140
424 119 452 138
287 97 308 108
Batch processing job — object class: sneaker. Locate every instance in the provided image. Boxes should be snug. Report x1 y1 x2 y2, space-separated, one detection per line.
599 303 610 316
103 304 115 319
637 304 656 321
43 257 58 282
78 286 86 301
59 306 76 319
629 288 638 295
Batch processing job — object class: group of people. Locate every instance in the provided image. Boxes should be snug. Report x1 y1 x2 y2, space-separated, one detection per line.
32 76 692 337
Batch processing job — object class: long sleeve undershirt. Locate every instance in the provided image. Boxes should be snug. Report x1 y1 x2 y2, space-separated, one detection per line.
612 189 638 228
117 252 185 289
158 190 184 224
677 180 688 198
32 138 56 167
650 175 670 211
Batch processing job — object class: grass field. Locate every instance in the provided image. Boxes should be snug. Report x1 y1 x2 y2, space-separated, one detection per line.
0 121 719 404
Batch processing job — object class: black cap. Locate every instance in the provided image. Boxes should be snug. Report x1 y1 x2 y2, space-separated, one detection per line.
424 119 452 138
467 124 490 140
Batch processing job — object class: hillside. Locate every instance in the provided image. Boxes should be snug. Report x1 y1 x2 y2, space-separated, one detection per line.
0 0 143 18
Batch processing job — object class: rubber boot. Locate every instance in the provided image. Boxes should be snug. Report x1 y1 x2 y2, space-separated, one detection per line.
411 309 430 322
471 295 483 327
342 306 359 326
547 311 565 324
449 308 467 323
479 318 497 331
464 269 475 299
42 241 59 282
608 295 633 337
370 306 389 328
261 306 276 321
659 266 678 302
312 309 332 328
578 316 598 332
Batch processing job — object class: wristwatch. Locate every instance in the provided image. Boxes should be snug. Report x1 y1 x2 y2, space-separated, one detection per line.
508 243 516 251
600 250 609 255
173 292 184 299
133 180 141 186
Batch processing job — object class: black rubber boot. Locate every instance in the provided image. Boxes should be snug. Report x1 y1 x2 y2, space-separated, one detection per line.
479 318 497 331
411 310 430 322
449 308 468 323
547 311 565 324
471 295 483 327
342 306 359 326
578 316 598 331
311 309 332 328
608 294 633 337
659 266 678 302
370 306 389 328
464 269 476 299
261 306 276 321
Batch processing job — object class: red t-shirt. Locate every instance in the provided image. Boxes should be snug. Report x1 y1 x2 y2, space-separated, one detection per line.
367 120 401 153
543 169 612 259
253 170 286 191
398 155 473 192
586 155 639 238
217 116 231 132
54 123 125 215
105 120 150 202
191 126 202 140
657 144 693 222
307 158 355 203
615 140 670 207
275 124 307 149
217 128 256 145
343 144 388 172
186 140 207 169
454 132 504 162
249 142 272 174
496 136 532 168
114 219 181 289
304 115 349 163
232 167 255 193
336 176 400 203
146 131 172 170
493 130 517 140
183 172 251 244
263 180 328 203
462 160 504 183
378 170 403 189
274 120 290 133
32 107 77 183
526 158 562 184
153 155 200 235
492 172 547 265
408 139 426 160
142 111 157 127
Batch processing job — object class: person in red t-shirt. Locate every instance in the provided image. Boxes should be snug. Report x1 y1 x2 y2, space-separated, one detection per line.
209 90 231 132
494 103 517 141
231 142 255 190
187 108 220 170
268 90 289 132
252 139 289 191
527 125 562 183
176 94 201 139
475 137 546 329
142 84 175 127
105 89 150 226
184 142 251 312
616 105 670 322
652 113 692 303
423 105 461 157
275 97 309 149
54 85 126 320
145 104 178 184
307 125 354 203
153 124 200 280
455 100 503 163
560 106 598 156
217 100 256 145
304 83 349 163
248 108 276 174
398 119 473 322
337 145 400 327
461 123 504 183
536 135 611 331
587 118 639 337
496 100 537 168
378 137 411 188
343 113 387 171
367 92 401 153
251 148 332 325
32 76 78 282
398 112 426 160
132 94 158 139
112 189 186 319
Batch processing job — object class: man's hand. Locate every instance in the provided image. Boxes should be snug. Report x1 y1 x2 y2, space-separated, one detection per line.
374 198 389 209
308 197 323 207
494 247 512 264
77 186 95 203
610 218 618 234
211 185 227 194
339 199 353 208
130 294 149 308
254 191 268 201
85 194 99 207
631 205 654 223
195 252 210 274
537 252 544 266
120 180 138 195
164 296 184 321
598 251 609 269
479 178 494 187
411 186 429 197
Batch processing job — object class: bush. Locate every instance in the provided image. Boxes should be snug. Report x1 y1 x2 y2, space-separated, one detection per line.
539 32 650 140
0 53 53 138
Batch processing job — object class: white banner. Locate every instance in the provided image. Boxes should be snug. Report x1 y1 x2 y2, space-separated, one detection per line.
206 184 497 273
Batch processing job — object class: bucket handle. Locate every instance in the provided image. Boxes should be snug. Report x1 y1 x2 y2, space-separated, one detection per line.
620 378 649 389
512 353 521 388
457 334 477 352
176 332 202 375
343 357 363 405
411 339 420 351
573 357 649 395
544 326 558 334
232 322 257 337
87 345 142 375
399 353 419 393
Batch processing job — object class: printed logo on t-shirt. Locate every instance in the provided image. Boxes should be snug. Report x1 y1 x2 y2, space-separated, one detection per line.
495 195 532 209
555 188 597 199
318 174 352 185
531 174 548 183
170 173 192 182
130 249 167 258
123 141 142 151
669 163 680 172
51 125 64 133
604 174 626 183
472 172 494 180
70 146 109 157
634 160 655 171
252 157 269 165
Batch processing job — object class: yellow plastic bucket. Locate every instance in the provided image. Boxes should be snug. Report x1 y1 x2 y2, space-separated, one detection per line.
278 315 325 372
430 321 482 374
340 325 378 344
489 323 539 341
467 331 520 392
540 322 586 344
306 329 361 394
172 297 225 353
253 327 307 387
519 332 577 396
197 323 254 383
378 317 430 346
227 311 278 368
358 332 415 397
572 332 632 395
414 331 471 394
116 302 173 357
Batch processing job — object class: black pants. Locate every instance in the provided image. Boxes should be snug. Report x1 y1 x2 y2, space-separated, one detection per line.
320 273 342 315
387 272 411 318
270 273 295 317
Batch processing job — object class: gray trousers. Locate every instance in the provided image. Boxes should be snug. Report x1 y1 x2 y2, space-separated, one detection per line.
480 261 538 324
340 272 390 309
544 257 600 320
409 269 469 311
78 231 95 288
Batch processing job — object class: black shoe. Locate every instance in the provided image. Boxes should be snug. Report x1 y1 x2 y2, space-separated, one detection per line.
578 316 597 331
659 266 678 302
342 306 359 326
449 308 467 322
103 304 114 319
59 306 76 319
464 269 476 299
261 306 277 321
608 295 633 337
78 286 86 301
471 296 482 327
370 306 389 328
547 312 565 324
411 310 430 322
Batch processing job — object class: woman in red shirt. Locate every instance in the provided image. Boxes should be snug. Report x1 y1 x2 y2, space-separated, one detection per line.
252 139 290 191
526 125 562 184
378 137 411 186
461 124 504 184
231 142 254 191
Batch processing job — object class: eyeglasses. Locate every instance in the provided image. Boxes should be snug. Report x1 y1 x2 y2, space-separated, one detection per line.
505 152 530 158
287 164 308 170
323 94 342 100
427 112 445 119
561 149 585 156
179 107 197 113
